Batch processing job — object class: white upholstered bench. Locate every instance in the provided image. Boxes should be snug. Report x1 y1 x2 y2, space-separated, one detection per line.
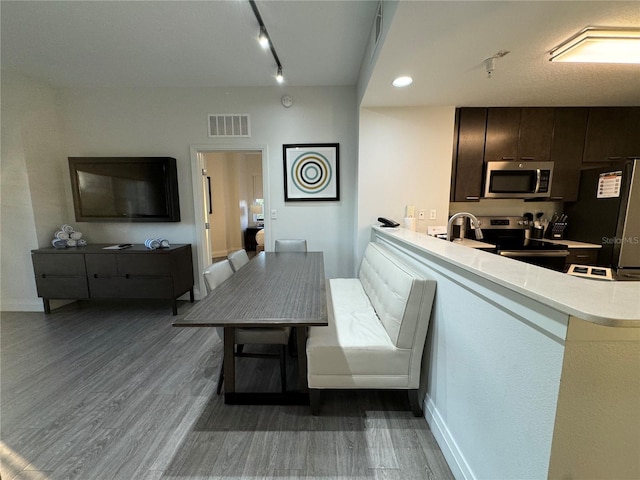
306 242 436 416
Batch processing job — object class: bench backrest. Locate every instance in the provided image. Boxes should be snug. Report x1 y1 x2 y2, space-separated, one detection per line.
359 243 436 350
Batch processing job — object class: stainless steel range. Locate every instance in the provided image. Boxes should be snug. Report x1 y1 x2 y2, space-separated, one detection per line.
470 216 570 271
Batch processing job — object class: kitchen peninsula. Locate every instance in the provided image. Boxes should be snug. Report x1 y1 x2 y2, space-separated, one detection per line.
371 225 639 480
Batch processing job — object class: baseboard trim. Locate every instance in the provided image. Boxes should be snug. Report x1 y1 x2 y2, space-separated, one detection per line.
425 394 474 480
0 298 44 312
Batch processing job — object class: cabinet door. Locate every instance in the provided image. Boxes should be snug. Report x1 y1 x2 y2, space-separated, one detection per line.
484 108 520 161
117 254 173 298
583 107 640 162
32 253 89 299
518 108 554 160
550 108 589 201
85 254 121 298
451 108 487 201
565 249 599 266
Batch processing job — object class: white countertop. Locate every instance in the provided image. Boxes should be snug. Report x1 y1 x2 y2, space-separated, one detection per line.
442 237 495 249
544 239 602 249
373 226 640 327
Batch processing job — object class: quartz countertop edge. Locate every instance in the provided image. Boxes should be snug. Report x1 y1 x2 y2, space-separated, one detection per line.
372 226 640 327
544 239 602 248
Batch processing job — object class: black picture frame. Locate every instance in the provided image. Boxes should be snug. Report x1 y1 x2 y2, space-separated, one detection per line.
283 143 340 201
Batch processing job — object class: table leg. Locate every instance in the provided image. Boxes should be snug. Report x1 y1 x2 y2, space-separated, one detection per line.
223 327 236 397
295 326 308 393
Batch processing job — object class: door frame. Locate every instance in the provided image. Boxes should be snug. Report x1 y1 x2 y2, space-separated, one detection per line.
189 144 269 300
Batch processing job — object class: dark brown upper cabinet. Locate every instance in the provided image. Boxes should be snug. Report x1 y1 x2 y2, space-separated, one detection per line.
549 108 589 201
450 108 487 201
450 106 639 202
484 107 555 162
583 107 640 163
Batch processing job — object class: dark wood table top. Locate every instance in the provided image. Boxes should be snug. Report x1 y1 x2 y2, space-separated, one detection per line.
174 252 327 328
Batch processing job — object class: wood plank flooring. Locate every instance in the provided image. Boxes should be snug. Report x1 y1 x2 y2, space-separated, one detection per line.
1 300 453 480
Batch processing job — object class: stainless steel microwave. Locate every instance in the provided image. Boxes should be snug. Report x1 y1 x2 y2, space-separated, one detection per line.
483 161 554 199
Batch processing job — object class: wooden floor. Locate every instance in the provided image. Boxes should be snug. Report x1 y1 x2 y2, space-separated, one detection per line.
1 300 453 480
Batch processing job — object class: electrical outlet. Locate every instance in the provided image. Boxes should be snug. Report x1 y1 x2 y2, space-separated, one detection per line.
430 209 437 220
418 210 425 220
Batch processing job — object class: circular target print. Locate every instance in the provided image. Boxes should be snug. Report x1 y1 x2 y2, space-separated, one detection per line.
291 151 333 194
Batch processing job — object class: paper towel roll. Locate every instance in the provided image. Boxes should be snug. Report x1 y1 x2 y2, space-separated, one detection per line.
403 217 416 231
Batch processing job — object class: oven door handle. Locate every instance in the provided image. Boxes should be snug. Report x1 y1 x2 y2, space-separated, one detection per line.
534 169 542 193
499 250 569 258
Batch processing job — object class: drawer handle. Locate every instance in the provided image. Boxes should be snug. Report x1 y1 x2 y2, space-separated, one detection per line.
576 254 590 258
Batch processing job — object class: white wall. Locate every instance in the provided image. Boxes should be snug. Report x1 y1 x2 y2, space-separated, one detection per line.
1 72 69 311
373 229 567 480
1 83 358 310
549 317 640 479
357 106 455 261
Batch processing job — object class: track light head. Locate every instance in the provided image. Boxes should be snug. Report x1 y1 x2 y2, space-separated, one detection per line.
258 26 269 49
276 67 284 84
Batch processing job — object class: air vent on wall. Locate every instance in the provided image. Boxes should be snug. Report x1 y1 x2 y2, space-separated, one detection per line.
208 114 251 137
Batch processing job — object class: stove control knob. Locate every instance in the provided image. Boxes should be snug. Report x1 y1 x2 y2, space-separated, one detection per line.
518 220 524 225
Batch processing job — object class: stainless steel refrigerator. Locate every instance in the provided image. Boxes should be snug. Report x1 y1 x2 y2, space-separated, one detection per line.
564 159 640 280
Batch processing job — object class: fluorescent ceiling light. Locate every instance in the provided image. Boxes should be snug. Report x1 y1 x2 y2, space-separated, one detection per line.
550 27 640 64
392 76 413 87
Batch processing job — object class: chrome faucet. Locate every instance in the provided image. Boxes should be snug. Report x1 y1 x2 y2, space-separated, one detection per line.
446 212 484 242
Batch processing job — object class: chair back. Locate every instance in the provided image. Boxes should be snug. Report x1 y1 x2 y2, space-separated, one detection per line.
228 249 250 272
203 259 234 294
274 239 307 252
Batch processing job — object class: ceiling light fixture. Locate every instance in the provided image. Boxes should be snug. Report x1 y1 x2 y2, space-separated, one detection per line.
484 50 510 78
249 0 284 84
550 27 640 64
392 76 413 87
258 26 269 49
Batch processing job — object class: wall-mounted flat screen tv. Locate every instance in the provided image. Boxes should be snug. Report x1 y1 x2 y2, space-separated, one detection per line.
69 157 181 222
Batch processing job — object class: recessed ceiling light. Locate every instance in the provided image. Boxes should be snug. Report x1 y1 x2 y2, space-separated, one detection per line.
550 27 640 64
392 76 413 88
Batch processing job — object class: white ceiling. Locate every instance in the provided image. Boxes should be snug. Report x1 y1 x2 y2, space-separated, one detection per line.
2 1 639 107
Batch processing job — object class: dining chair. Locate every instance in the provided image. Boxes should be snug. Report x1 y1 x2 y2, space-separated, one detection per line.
274 239 308 252
273 239 308 355
202 259 291 394
227 249 250 272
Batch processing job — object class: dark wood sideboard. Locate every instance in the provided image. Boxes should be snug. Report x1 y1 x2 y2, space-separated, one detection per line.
31 244 194 315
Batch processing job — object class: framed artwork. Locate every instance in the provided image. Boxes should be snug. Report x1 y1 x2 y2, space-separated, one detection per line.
283 143 340 201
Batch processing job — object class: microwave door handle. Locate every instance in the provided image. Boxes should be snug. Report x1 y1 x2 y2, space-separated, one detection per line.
534 169 542 193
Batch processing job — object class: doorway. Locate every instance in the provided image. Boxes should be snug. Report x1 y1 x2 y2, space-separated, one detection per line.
190 145 267 299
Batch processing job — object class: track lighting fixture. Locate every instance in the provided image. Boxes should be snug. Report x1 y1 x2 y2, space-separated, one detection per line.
484 50 510 78
249 0 284 84
258 26 269 49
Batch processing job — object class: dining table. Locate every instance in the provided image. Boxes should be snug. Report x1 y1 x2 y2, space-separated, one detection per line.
173 251 328 405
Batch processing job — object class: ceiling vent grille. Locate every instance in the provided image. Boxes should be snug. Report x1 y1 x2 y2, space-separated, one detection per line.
370 2 383 60
208 114 251 137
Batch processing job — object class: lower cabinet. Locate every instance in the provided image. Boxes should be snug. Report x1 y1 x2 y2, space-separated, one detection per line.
32 244 194 315
565 248 599 267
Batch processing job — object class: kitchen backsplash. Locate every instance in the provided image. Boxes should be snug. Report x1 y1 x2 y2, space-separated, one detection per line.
449 199 564 220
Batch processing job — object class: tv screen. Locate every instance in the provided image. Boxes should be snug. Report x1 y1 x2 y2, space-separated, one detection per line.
68 157 180 222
